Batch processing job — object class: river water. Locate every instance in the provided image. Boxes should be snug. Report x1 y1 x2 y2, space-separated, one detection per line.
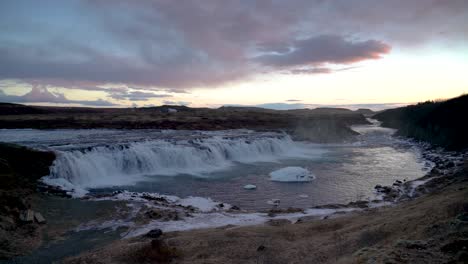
0 120 433 263
0 120 430 210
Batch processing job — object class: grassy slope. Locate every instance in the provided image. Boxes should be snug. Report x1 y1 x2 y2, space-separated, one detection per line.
374 94 468 150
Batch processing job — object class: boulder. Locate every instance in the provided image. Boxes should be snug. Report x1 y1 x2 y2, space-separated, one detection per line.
34 212 46 224
145 228 163 239
267 199 281 206
19 209 34 222
348 200 369 208
296 215 319 224
144 209 179 221
266 219 290 226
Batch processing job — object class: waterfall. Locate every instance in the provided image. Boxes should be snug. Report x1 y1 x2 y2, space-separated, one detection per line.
42 135 320 194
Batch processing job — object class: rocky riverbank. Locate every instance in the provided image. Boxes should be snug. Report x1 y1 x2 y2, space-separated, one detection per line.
0 143 55 259
62 150 468 263
63 160 468 264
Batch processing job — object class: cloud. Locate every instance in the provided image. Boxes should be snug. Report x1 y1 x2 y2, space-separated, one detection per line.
0 86 117 106
0 0 466 91
163 100 190 106
288 68 333 75
286 99 302 102
256 35 391 68
109 90 172 101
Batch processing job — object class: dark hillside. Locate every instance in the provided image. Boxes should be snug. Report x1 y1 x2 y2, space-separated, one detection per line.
0 102 369 142
0 103 48 115
374 94 468 150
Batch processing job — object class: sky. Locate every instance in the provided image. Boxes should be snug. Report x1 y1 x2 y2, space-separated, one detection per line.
0 0 467 110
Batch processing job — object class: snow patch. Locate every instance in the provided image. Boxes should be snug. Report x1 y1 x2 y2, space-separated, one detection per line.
243 184 257 190
269 167 315 182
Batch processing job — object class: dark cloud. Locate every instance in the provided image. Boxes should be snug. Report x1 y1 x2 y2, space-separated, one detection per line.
286 99 302 102
0 86 117 106
0 0 466 90
256 35 391 68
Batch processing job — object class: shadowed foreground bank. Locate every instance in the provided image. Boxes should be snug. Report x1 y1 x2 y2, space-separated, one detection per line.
0 144 55 259
65 163 468 264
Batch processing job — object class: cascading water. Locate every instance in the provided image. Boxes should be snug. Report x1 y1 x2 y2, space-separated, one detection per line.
0 127 429 207
40 134 323 195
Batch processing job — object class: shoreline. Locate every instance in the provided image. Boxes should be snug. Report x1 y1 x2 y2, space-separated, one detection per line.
35 143 468 263
1 125 467 262
64 157 468 263
71 142 466 236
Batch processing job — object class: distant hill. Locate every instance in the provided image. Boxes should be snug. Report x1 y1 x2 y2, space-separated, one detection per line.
355 108 375 117
0 102 369 143
0 103 48 115
374 94 468 150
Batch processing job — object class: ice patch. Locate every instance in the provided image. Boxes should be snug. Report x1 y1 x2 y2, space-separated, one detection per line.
243 184 257 190
73 190 368 238
40 177 88 198
124 207 360 237
266 199 281 206
269 167 315 182
92 191 229 213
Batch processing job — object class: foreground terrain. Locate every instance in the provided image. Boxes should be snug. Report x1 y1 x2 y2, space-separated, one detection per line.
65 161 468 264
1 97 467 263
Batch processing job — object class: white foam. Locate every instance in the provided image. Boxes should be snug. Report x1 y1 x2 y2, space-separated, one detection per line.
42 134 323 196
269 167 315 182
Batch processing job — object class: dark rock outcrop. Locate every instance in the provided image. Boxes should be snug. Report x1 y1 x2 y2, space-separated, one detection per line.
0 143 55 260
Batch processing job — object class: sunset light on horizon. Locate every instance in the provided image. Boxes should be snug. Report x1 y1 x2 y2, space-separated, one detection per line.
1 0 467 110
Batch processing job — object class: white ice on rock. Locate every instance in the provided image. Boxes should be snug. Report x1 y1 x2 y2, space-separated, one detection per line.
269 166 315 182
125 207 360 237
93 191 229 213
243 184 257 190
